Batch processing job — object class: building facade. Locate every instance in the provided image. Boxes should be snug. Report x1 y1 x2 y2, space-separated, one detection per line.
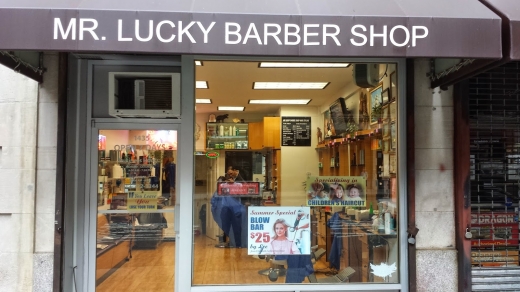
1 1 519 291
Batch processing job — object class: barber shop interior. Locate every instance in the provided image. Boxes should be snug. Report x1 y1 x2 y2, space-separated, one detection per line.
93 59 401 291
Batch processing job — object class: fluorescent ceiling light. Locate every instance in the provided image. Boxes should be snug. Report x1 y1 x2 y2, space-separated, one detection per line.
253 82 328 90
196 99 212 104
259 62 349 68
218 106 245 111
196 81 208 89
195 60 203 66
249 99 311 105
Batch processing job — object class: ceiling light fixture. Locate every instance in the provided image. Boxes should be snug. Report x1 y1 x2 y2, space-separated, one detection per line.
253 82 329 90
196 81 208 89
249 99 311 105
218 106 245 111
259 62 349 68
196 99 212 104
195 60 203 66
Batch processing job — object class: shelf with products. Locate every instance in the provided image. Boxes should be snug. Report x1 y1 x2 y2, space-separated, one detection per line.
206 122 249 149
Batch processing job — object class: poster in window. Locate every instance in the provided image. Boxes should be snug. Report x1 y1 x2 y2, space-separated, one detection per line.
247 206 311 255
306 176 367 207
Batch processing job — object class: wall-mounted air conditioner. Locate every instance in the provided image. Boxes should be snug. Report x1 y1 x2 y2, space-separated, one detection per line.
134 80 146 109
353 64 380 88
108 72 181 118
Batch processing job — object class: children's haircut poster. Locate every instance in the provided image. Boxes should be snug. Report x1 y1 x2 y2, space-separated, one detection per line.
306 176 366 207
247 206 311 255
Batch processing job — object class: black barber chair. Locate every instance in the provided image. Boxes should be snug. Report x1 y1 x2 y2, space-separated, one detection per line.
133 207 167 249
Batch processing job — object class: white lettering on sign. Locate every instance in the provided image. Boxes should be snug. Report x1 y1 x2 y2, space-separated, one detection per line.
351 24 428 47
156 20 176 42
52 18 430 48
264 23 282 45
119 20 216 43
54 18 100 41
225 22 241 44
284 24 300 45
471 213 515 225
54 18 76 40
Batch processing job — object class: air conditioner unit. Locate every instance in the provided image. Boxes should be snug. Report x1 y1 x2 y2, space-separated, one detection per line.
353 64 380 88
134 80 146 110
108 72 181 118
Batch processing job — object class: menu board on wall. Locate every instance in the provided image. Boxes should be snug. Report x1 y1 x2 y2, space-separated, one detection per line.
281 117 311 146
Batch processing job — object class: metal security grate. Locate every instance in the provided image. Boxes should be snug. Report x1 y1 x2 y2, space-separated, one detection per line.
469 62 520 291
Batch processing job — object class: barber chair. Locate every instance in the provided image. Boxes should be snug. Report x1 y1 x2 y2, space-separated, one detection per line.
258 255 287 280
133 210 167 249
258 246 326 282
307 266 355 283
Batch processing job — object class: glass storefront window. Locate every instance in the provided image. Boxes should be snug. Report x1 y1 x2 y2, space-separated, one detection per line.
95 129 177 291
193 61 399 286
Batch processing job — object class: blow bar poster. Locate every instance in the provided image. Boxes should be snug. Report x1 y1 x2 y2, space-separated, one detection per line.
306 176 366 207
247 207 311 255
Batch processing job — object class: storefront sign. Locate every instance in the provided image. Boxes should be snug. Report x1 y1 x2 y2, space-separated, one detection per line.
0 4 502 58
217 181 260 196
247 206 311 255
306 176 366 206
281 116 311 147
127 192 158 211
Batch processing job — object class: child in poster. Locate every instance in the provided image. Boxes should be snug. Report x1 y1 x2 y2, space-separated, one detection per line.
306 176 366 207
247 207 311 255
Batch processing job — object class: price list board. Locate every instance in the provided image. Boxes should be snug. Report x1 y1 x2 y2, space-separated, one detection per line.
281 116 311 146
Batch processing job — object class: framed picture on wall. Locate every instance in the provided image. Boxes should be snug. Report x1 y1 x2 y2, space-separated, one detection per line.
390 122 397 149
359 90 370 130
382 104 389 121
382 88 390 105
390 101 397 122
390 177 397 202
383 123 390 137
369 84 383 124
390 71 397 101
389 153 397 174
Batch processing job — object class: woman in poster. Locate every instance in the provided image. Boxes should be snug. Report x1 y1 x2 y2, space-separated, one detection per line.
270 219 300 255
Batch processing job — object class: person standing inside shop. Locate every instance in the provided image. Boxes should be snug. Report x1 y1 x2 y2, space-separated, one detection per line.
225 166 244 182
162 156 176 205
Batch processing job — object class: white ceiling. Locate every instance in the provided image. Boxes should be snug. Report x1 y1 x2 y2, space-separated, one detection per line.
195 61 354 115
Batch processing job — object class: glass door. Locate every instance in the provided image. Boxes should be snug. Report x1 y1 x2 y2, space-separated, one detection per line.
94 128 178 292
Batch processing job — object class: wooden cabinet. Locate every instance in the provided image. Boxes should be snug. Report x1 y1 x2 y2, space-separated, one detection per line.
248 121 264 150
263 117 280 148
